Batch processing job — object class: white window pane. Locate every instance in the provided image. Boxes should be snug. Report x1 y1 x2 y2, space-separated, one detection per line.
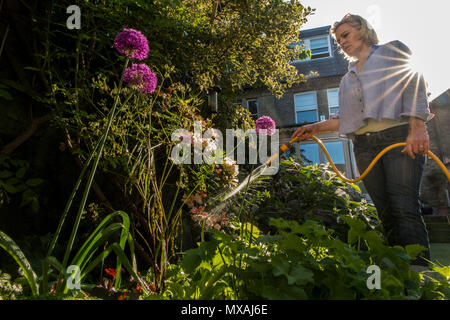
327 89 339 107
300 143 320 165
323 141 345 164
310 37 328 49
310 37 329 58
295 93 317 110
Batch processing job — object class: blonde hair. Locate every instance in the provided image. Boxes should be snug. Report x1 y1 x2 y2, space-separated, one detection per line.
330 14 379 60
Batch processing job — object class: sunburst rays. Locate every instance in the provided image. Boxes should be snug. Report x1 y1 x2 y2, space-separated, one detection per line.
358 47 423 114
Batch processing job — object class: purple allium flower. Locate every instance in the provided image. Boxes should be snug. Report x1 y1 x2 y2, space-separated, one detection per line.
123 63 158 93
114 28 149 60
255 116 276 136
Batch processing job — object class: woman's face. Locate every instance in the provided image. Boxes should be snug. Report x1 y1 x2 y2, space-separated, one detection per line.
335 23 367 58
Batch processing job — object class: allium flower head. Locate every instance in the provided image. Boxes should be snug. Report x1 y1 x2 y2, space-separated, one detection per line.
255 116 276 136
114 28 149 60
123 63 158 93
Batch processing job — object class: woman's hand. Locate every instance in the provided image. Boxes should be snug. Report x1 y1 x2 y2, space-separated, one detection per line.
401 118 429 159
290 119 339 143
290 123 319 142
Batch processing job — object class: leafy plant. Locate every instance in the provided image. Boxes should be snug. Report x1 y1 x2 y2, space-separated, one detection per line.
148 215 449 300
143 161 449 300
1 210 149 298
0 155 44 212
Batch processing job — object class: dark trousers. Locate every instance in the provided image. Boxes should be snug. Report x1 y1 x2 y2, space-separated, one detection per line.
353 124 430 266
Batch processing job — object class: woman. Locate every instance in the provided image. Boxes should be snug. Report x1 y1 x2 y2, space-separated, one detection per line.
291 14 433 267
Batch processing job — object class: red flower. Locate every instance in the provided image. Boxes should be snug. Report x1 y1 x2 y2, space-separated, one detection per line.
104 267 126 279
105 268 117 278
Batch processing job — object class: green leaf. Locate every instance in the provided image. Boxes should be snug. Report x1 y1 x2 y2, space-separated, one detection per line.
181 251 202 274
349 183 361 193
25 178 44 187
20 189 37 207
0 230 39 297
382 272 404 290
289 264 314 286
363 231 386 255
2 183 19 194
16 167 27 179
0 170 13 179
405 244 426 261
272 255 290 278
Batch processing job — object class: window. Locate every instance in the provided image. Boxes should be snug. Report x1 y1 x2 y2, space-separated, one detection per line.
294 92 318 124
246 99 258 120
327 88 339 116
299 141 345 168
299 143 320 165
323 141 345 164
291 36 331 62
310 37 331 59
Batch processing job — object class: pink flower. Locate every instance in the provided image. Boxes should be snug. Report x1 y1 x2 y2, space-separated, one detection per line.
123 63 158 93
255 116 276 136
114 28 149 60
190 206 206 214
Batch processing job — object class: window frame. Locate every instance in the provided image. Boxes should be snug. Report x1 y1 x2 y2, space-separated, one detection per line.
291 35 333 62
294 91 319 124
327 88 340 117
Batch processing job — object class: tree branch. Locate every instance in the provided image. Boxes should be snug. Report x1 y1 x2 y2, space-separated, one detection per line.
0 113 53 154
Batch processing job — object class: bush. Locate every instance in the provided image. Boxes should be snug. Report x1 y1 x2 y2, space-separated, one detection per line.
143 162 450 300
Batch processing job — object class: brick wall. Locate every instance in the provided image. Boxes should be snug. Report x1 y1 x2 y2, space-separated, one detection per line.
239 75 343 128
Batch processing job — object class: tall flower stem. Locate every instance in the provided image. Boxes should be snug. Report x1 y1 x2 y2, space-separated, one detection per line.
236 164 255 238
55 57 130 293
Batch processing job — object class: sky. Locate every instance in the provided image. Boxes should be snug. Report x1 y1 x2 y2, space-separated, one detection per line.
297 0 450 100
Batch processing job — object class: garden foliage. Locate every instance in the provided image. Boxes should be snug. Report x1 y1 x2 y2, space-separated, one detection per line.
149 162 450 300
0 1 449 300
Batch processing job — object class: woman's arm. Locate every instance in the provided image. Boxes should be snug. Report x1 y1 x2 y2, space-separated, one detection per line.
290 119 339 142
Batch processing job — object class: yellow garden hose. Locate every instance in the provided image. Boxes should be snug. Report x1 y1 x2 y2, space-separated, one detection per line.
265 135 450 183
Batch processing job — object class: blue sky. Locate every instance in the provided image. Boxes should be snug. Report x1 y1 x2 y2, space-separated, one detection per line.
298 0 450 100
